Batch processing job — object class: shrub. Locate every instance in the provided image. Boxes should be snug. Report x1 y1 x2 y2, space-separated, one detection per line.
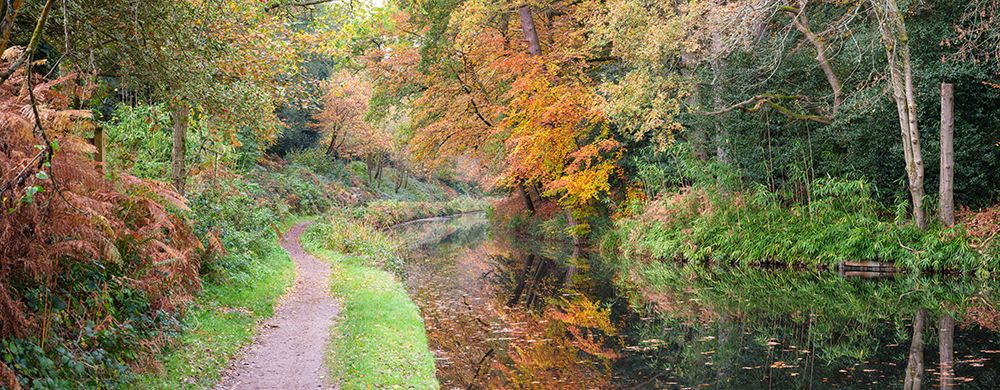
347 161 369 181
303 213 404 274
186 180 284 284
285 148 350 180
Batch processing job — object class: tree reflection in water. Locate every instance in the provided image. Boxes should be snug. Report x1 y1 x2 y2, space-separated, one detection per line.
395 214 1000 389
398 214 617 388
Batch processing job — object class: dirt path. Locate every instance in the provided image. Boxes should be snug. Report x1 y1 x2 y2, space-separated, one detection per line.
217 223 338 390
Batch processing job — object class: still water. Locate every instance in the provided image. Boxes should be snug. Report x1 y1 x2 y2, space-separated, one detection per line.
395 213 1000 389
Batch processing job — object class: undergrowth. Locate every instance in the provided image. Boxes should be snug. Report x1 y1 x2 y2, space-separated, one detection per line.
609 178 997 273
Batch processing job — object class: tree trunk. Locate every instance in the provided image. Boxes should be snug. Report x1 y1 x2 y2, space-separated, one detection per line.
523 258 549 308
530 182 543 204
875 0 927 230
517 5 541 56
395 166 405 193
498 13 511 46
710 10 729 162
515 6 540 215
1 0 53 88
325 128 338 157
903 308 926 390
518 183 535 213
903 44 927 230
673 0 707 161
365 155 374 184
507 254 535 306
683 72 708 159
939 82 955 226
0 0 23 54
170 104 189 195
938 314 955 390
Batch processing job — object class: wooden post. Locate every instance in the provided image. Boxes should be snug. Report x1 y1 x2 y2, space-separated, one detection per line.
92 125 105 165
939 82 955 226
170 104 189 195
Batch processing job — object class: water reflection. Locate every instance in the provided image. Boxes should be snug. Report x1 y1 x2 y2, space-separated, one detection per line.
394 215 1000 389
620 267 1000 388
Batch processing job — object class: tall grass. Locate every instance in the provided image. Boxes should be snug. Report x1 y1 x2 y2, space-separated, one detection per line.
612 178 996 273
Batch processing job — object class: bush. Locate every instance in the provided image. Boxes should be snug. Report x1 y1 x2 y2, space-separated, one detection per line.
347 161 368 181
102 104 243 183
186 180 284 283
245 164 345 215
285 149 350 180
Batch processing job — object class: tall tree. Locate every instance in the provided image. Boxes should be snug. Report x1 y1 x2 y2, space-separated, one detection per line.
515 4 540 213
871 0 927 229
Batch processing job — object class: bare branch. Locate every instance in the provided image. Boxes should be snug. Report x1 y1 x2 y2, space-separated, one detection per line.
265 0 337 12
702 93 832 124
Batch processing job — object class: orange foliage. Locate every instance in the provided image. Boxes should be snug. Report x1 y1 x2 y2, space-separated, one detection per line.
958 205 1000 251
314 71 392 158
368 4 625 208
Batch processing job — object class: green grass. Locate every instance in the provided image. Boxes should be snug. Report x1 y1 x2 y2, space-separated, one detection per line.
302 219 438 390
131 234 295 388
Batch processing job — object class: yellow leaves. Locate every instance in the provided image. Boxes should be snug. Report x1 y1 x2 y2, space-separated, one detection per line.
600 70 686 149
372 0 639 210
499 58 624 208
547 154 620 208
589 0 686 64
501 59 604 179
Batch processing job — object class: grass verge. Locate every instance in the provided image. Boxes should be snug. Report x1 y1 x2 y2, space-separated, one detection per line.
301 215 438 389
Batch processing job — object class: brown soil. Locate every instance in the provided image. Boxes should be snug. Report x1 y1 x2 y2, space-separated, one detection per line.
216 223 339 389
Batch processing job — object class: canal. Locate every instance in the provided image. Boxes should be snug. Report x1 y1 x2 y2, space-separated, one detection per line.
395 213 1000 389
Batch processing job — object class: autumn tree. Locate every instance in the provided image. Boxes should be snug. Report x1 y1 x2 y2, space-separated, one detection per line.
366 1 629 216
315 71 376 158
315 70 394 181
